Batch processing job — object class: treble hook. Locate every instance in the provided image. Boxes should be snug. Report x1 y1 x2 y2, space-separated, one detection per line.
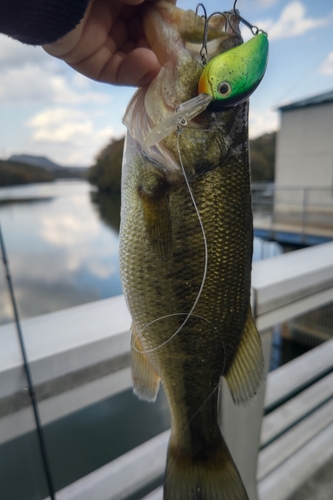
195 0 267 67
196 4 230 66
232 0 267 36
207 11 228 31
195 3 208 66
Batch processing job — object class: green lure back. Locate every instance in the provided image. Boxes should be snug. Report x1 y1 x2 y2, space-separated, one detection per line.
198 33 269 109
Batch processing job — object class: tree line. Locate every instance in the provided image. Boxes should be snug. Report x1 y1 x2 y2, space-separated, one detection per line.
1 132 275 189
0 159 53 186
89 133 276 193
0 159 87 187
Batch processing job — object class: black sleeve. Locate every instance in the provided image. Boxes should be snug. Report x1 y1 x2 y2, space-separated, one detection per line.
0 0 90 45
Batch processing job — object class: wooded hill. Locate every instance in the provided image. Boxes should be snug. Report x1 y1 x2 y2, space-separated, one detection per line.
0 158 87 187
250 132 276 182
89 132 276 193
0 159 54 186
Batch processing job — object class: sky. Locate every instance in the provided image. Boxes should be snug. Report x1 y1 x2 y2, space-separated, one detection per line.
0 0 333 167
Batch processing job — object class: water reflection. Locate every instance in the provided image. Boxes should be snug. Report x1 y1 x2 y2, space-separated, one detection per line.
0 180 122 325
90 190 121 233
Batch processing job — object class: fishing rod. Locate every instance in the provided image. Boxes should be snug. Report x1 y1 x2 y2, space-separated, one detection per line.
0 224 56 500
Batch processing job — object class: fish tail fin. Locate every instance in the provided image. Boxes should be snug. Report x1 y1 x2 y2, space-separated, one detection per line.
164 437 249 500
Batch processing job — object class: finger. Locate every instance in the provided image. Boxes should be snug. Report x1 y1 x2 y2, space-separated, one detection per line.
102 47 161 86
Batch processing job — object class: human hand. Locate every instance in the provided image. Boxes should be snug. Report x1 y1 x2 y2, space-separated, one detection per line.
43 0 171 87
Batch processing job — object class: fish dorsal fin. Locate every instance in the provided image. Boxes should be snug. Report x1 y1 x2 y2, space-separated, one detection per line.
224 308 264 405
131 324 161 402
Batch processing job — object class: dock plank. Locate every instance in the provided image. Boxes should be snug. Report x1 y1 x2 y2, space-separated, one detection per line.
258 421 333 500
143 488 163 500
258 397 333 480
264 337 333 411
251 241 333 316
261 371 333 447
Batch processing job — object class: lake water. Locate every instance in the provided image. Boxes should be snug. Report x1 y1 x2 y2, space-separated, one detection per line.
0 180 123 325
0 179 282 326
0 180 284 500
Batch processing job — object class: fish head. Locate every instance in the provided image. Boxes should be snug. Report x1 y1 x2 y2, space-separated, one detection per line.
123 2 266 176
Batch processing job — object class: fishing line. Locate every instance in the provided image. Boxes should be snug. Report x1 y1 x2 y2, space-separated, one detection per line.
0 224 56 500
132 129 208 355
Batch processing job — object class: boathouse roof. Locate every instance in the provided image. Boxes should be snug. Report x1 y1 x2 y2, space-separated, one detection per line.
278 89 333 111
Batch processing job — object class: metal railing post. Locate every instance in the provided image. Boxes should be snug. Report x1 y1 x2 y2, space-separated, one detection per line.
301 188 309 241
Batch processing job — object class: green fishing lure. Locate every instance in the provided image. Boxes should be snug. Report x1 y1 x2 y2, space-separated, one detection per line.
198 33 269 108
144 32 268 149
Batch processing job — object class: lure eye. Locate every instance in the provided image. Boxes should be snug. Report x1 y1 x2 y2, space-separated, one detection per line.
217 82 232 97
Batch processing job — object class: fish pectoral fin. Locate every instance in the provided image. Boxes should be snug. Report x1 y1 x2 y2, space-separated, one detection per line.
224 307 264 406
139 179 172 256
131 324 161 402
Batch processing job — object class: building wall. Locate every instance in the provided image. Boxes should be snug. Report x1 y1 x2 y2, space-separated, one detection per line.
275 102 333 189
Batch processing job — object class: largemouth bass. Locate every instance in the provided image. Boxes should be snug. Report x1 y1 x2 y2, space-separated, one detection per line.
120 2 266 499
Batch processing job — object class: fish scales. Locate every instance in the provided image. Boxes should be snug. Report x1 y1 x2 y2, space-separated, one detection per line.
119 2 265 499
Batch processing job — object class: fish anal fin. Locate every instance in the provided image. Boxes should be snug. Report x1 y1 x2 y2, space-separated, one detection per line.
138 178 172 256
131 324 160 402
224 308 264 406
164 436 249 500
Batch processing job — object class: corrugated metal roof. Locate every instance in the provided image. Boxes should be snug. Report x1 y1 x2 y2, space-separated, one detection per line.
278 89 333 111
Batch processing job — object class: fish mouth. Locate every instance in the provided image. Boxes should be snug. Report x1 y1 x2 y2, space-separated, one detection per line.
143 93 213 149
141 3 245 150
143 1 242 68
123 2 243 174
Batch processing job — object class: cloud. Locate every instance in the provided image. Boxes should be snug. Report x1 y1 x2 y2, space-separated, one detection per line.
0 34 52 69
0 64 110 105
38 199 119 281
256 0 280 8
29 108 94 143
28 107 114 165
249 108 279 139
86 260 117 279
41 214 97 247
0 32 129 166
257 1 330 40
319 51 333 75
0 34 110 106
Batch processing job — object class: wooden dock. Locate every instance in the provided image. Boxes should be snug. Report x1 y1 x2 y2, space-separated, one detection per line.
252 184 333 245
1 242 333 500
254 215 333 245
46 338 333 500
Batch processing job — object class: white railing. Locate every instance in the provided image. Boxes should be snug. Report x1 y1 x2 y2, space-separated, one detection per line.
1 242 333 500
252 184 333 243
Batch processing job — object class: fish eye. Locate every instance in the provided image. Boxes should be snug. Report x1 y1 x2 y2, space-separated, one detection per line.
217 82 231 97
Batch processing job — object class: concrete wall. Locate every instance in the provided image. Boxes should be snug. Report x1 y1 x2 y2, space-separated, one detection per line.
275 102 333 189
